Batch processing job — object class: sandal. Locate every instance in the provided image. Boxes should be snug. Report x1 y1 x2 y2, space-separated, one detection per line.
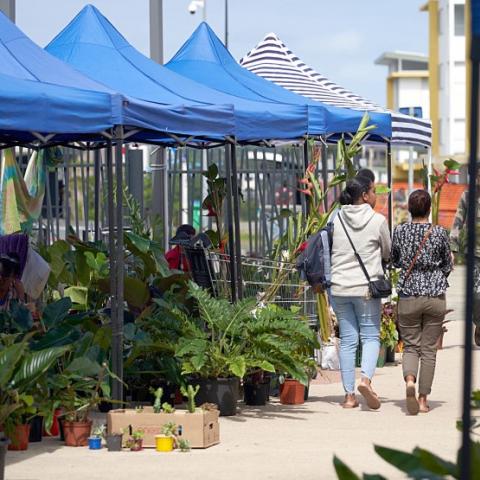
406 382 419 415
342 394 359 409
357 383 381 410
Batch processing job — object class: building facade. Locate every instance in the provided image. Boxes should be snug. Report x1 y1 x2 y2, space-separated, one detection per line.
423 0 467 163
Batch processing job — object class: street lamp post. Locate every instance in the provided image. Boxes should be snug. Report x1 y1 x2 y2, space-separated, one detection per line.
188 0 229 47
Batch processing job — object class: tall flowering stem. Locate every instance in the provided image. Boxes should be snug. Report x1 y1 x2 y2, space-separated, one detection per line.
422 159 461 225
264 114 376 342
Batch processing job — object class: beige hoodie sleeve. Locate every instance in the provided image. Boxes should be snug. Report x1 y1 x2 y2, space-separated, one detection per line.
379 218 392 261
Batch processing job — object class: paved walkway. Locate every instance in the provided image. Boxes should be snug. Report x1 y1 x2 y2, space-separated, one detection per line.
6 267 478 480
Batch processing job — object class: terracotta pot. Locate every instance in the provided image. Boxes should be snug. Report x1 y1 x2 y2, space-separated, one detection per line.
8 424 31 451
280 379 305 405
63 420 92 447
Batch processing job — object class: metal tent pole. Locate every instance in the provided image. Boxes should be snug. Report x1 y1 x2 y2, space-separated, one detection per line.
112 127 124 402
321 138 329 211
94 149 101 242
224 143 237 302
230 141 243 299
386 142 393 232
459 24 479 477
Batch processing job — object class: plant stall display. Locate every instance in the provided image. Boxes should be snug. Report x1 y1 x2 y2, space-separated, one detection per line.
175 283 319 414
380 302 399 365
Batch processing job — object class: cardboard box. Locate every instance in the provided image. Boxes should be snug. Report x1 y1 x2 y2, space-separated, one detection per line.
107 407 219 449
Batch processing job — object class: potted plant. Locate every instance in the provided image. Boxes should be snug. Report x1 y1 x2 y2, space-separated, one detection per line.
106 430 123 452
125 428 144 451
175 284 254 416
155 422 177 452
5 401 36 451
380 303 399 367
88 424 105 450
53 360 114 447
0 336 68 477
243 371 270 406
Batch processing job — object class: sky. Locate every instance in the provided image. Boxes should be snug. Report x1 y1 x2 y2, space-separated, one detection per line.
15 0 429 106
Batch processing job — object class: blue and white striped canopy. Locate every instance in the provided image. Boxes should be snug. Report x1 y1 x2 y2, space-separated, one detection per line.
240 33 432 148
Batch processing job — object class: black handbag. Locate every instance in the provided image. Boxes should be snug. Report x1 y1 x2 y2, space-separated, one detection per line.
338 213 392 299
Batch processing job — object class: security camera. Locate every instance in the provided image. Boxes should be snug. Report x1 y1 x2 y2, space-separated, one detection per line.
188 1 197 14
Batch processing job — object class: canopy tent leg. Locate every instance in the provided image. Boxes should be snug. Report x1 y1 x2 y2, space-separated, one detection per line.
112 127 124 402
321 138 329 212
94 149 101 242
224 143 237 302
230 142 243 300
386 142 393 232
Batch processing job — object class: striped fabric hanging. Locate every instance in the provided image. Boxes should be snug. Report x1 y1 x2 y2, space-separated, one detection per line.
240 33 432 148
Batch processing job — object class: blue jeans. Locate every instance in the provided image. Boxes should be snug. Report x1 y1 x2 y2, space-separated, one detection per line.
331 296 381 394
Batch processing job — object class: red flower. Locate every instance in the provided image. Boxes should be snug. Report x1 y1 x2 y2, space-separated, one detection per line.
306 163 316 174
206 206 217 217
298 188 313 196
299 241 308 252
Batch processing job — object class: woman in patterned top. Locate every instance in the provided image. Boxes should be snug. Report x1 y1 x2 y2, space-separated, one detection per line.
392 190 452 415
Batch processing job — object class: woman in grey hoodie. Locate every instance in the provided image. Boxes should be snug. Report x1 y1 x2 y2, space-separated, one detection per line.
331 176 391 409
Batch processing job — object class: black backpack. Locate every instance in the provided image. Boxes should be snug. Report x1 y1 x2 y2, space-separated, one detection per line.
296 212 337 291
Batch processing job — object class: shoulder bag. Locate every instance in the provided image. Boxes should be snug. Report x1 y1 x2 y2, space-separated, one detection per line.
338 213 392 299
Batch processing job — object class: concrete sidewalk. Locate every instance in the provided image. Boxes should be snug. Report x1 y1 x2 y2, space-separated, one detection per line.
6 267 478 480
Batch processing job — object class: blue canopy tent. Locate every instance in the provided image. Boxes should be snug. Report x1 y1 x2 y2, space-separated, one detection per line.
165 22 392 140
0 10 236 145
45 5 388 143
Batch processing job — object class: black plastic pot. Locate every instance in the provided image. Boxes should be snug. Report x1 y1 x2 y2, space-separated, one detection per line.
304 382 310 401
98 401 113 413
244 382 269 406
268 374 280 397
58 419 65 442
106 434 123 452
28 416 43 443
193 377 239 416
386 346 396 363
0 437 10 480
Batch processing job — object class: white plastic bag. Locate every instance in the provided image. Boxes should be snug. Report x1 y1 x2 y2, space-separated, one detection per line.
21 247 50 300
320 338 340 371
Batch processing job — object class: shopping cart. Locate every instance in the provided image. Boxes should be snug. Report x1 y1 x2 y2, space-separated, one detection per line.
185 246 319 328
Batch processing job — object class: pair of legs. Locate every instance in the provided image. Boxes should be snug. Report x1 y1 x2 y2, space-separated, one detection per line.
332 296 381 409
398 295 445 415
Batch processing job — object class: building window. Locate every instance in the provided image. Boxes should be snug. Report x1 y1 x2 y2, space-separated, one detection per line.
455 4 465 36
399 107 423 118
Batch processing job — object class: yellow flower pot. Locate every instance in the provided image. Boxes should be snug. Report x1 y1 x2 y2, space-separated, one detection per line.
155 435 174 452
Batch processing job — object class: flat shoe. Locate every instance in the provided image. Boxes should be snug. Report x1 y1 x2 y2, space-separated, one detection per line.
342 399 359 409
357 384 381 410
406 383 419 415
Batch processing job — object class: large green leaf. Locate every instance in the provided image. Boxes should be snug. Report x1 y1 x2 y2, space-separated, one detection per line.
12 345 69 389
0 342 26 388
414 447 458 477
47 240 70 278
42 297 72 329
66 357 102 377
332 456 361 480
64 286 88 308
374 446 425 475
228 356 246 378
124 276 150 308
125 232 150 253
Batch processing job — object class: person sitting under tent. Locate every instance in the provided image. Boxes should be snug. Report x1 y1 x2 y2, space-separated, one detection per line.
165 224 196 272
